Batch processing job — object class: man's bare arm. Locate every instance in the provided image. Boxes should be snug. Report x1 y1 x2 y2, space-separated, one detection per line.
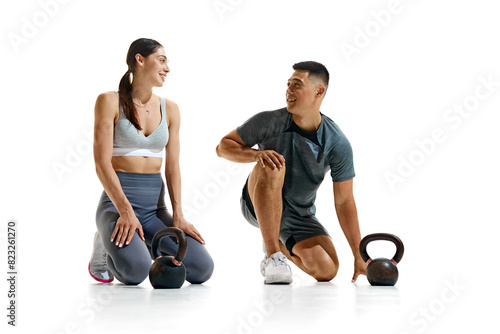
216 129 285 169
333 179 366 282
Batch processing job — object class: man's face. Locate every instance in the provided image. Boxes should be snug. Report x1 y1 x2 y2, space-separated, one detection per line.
286 70 319 113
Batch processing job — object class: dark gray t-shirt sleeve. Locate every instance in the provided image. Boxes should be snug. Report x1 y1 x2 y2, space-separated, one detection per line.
328 136 355 182
237 110 287 147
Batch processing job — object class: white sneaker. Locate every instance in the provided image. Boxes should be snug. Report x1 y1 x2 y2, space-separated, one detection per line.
261 251 293 284
260 240 267 276
260 254 267 277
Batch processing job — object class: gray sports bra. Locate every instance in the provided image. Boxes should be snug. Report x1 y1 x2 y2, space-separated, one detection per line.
112 91 169 158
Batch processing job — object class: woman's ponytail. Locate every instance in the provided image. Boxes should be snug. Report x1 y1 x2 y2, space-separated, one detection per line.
118 69 140 130
117 38 163 130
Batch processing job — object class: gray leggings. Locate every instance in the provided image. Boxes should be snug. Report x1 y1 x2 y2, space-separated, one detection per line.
96 172 214 285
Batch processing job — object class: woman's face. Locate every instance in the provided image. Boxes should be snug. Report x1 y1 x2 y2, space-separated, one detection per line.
140 47 170 87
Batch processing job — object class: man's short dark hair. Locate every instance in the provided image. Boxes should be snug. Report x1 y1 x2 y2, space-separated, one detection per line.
293 61 329 87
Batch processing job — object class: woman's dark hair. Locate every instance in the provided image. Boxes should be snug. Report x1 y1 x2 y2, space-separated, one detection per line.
118 38 163 130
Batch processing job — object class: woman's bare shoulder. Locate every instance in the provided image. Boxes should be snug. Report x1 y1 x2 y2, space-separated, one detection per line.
95 91 120 120
161 96 179 110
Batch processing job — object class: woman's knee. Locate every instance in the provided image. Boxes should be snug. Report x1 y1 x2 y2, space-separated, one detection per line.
186 258 214 284
151 233 214 284
107 248 151 285
185 249 214 284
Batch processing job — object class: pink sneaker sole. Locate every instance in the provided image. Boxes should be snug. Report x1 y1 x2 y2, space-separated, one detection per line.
88 262 114 283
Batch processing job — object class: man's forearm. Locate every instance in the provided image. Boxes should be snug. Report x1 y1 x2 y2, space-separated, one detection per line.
335 200 362 257
216 138 257 163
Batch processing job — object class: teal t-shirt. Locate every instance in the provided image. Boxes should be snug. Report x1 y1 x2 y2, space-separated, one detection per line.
237 107 355 218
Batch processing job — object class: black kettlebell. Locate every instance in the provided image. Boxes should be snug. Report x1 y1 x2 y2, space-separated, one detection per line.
359 233 404 286
149 227 188 289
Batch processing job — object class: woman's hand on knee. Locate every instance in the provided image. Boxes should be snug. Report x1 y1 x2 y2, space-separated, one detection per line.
172 214 205 245
110 212 145 248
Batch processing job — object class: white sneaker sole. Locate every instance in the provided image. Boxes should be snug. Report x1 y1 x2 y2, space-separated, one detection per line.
265 273 293 284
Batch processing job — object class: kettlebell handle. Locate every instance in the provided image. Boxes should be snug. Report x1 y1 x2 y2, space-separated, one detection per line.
359 233 404 264
151 227 188 263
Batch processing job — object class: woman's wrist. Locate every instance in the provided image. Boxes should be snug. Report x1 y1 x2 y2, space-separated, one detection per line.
172 206 184 218
118 206 135 218
172 212 185 222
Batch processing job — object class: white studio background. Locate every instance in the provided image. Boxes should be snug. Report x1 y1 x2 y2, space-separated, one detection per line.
1 0 499 333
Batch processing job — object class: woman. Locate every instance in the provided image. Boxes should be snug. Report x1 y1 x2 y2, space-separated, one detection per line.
88 38 214 285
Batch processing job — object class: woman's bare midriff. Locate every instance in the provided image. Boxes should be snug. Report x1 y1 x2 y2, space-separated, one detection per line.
112 156 163 174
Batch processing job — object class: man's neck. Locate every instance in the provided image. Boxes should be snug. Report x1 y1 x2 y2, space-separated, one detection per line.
292 110 322 133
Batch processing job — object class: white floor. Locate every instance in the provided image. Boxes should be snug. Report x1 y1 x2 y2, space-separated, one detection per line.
8 256 493 334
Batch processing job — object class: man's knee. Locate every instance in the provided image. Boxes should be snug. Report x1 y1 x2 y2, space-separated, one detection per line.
296 246 339 281
315 263 339 282
254 163 286 184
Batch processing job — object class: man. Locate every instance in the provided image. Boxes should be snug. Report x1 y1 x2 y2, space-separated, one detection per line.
216 61 367 284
